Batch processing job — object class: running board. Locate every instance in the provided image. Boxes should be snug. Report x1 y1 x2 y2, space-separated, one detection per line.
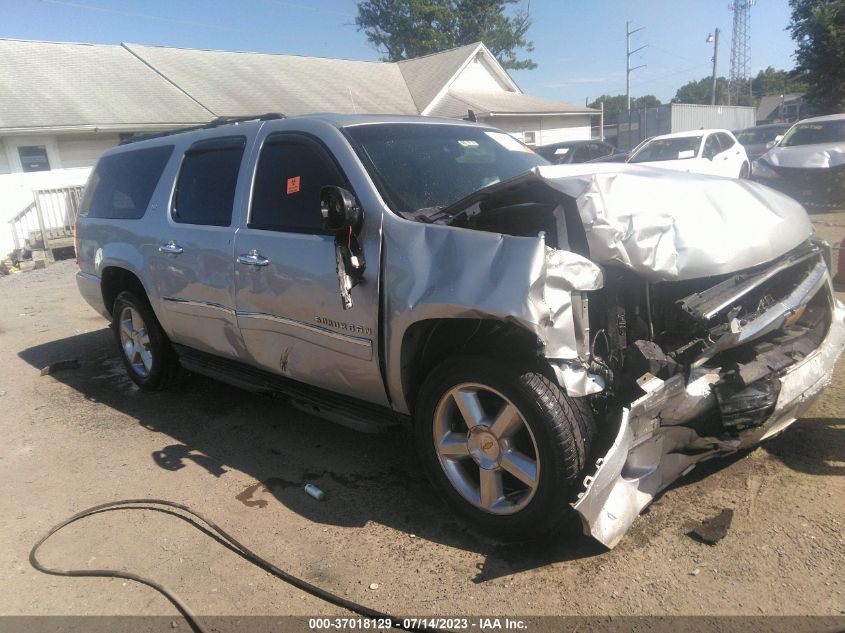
174 345 403 434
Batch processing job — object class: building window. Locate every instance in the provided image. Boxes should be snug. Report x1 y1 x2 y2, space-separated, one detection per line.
523 131 537 146
18 146 51 172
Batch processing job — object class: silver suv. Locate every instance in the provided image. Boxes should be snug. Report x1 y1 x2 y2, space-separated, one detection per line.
75 114 845 547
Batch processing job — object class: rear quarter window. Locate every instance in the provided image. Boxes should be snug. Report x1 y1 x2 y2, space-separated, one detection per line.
78 145 174 219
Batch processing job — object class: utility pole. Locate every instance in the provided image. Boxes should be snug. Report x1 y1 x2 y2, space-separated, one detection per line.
626 21 647 114
707 28 720 105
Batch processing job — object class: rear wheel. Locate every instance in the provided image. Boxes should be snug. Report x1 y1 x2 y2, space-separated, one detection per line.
415 355 595 539
112 290 180 390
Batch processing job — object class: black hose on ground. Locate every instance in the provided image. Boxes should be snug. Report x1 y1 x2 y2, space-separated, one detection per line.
29 499 441 633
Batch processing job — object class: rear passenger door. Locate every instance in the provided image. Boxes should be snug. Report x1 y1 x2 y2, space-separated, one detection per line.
714 132 744 177
232 132 387 404
146 135 248 359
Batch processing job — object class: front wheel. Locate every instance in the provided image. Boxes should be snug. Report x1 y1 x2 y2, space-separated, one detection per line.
414 356 595 540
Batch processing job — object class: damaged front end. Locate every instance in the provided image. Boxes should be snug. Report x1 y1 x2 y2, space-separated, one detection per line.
575 240 845 547
391 164 845 548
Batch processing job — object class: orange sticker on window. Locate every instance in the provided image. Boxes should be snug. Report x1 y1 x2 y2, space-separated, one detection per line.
286 176 301 194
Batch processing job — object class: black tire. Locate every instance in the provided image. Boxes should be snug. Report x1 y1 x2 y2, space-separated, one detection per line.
414 355 596 540
739 162 750 179
112 290 181 390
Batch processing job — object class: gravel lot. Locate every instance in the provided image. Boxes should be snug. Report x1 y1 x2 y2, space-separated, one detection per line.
1 213 844 628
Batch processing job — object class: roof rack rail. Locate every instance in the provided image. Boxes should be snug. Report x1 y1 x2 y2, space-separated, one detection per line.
120 112 286 145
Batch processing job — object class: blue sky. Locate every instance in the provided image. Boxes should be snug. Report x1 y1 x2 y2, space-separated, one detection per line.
2 0 797 106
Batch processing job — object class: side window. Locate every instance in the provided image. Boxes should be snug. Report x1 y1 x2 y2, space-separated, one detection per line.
718 133 735 150
594 143 613 158
571 145 591 162
250 135 345 232
172 136 246 227
702 135 721 159
79 145 174 219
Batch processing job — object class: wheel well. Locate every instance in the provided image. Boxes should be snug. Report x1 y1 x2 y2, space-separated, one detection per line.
400 319 547 415
101 267 147 316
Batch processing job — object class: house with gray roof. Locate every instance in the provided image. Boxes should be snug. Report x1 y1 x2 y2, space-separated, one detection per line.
0 38 595 176
756 93 804 124
0 37 595 256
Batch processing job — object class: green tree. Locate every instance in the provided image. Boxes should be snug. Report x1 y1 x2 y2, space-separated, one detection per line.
674 76 735 105
750 66 807 99
587 94 661 122
788 0 845 114
355 0 536 70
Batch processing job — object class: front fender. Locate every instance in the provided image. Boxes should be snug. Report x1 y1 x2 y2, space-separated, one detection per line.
382 216 601 414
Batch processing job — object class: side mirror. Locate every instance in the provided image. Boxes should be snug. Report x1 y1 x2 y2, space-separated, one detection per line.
321 186 362 232
767 135 784 149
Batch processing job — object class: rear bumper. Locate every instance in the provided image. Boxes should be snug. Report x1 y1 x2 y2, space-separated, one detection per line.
76 271 110 320
573 293 845 549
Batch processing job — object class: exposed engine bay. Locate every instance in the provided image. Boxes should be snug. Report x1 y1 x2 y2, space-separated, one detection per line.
411 164 845 547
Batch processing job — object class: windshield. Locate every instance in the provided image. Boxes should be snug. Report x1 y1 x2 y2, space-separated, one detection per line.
736 126 788 144
779 120 845 147
629 136 702 163
344 123 548 214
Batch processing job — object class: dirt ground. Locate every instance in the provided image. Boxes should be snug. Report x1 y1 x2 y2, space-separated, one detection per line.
1 212 844 626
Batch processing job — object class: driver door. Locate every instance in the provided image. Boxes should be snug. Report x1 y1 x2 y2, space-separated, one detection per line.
232 131 388 406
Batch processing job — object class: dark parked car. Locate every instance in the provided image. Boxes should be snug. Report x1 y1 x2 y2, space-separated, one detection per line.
735 123 791 161
535 140 616 164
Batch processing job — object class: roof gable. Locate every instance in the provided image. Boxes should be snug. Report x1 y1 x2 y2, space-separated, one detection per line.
397 42 482 112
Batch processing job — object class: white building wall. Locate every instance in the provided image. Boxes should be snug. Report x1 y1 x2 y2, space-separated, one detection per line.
0 165 93 259
451 56 510 92
56 133 120 168
0 140 10 175
0 131 122 257
484 115 593 146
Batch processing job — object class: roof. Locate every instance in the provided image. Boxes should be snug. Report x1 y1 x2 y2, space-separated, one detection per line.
0 38 595 131
756 93 803 121
0 39 213 131
124 43 419 117
798 113 845 123
397 42 483 112
429 89 598 118
649 128 728 139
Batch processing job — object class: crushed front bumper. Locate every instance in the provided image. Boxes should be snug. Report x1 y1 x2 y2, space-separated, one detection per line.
572 294 845 549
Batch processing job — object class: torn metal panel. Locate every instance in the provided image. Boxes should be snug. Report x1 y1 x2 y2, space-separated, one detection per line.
574 296 845 549
383 216 598 412
550 362 606 397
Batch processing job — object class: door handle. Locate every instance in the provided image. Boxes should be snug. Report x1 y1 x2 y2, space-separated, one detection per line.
158 240 183 254
237 249 270 267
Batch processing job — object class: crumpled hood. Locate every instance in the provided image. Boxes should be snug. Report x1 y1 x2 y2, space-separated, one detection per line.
534 163 813 281
762 143 845 169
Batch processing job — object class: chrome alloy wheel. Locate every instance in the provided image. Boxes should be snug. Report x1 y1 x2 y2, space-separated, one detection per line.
119 305 153 378
433 383 540 515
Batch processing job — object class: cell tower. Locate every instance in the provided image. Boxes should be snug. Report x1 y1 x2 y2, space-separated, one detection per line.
728 0 755 105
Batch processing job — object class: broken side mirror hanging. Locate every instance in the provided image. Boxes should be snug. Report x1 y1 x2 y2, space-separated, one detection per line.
321 186 366 310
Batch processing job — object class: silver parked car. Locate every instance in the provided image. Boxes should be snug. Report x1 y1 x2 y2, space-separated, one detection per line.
75 114 845 548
